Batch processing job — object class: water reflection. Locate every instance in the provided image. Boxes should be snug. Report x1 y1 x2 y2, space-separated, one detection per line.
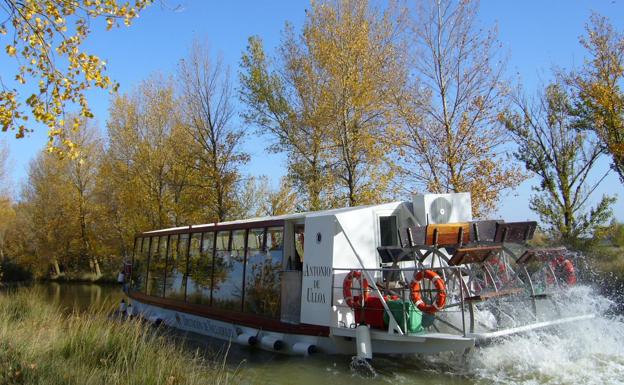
37 282 124 313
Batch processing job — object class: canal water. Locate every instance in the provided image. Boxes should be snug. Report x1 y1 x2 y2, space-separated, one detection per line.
33 283 624 385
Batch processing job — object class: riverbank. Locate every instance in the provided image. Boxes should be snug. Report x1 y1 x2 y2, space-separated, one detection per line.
0 288 238 385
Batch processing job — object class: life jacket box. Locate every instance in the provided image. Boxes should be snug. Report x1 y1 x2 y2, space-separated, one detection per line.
353 296 387 330
383 299 423 334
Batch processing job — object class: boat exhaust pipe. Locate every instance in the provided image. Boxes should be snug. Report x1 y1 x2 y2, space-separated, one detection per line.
236 333 258 346
260 336 284 351
292 342 317 356
356 324 373 360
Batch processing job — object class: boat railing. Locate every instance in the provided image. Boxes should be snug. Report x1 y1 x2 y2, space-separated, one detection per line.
331 259 587 339
332 265 470 337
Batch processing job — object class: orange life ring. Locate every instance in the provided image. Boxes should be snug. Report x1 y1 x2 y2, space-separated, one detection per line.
410 270 447 314
547 256 577 285
343 270 370 308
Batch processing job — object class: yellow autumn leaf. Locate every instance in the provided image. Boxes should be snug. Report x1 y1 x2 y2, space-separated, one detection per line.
6 45 16 56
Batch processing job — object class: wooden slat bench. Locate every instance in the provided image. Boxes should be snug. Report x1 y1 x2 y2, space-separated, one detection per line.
516 247 567 264
448 245 502 266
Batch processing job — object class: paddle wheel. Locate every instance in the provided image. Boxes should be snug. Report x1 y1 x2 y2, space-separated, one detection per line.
334 220 588 342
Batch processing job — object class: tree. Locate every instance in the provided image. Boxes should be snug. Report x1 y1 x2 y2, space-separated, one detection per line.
0 141 14 260
570 14 624 183
107 76 184 230
503 83 615 245
394 0 524 217
23 151 76 274
178 41 248 222
260 176 298 216
240 0 405 208
300 0 405 206
18 120 104 275
0 0 152 157
240 34 334 211
64 120 104 275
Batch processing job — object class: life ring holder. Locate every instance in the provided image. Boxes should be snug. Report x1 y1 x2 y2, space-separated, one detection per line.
343 270 370 308
410 269 447 314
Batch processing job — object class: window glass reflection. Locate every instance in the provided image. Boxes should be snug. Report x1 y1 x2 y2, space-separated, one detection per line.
187 232 213 305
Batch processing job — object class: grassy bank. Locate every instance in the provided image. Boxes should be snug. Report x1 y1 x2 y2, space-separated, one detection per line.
0 289 238 385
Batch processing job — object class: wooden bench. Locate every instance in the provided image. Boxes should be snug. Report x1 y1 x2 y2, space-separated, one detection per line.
469 220 504 243
448 245 502 266
516 247 567 264
398 223 505 266
425 223 470 246
494 221 537 243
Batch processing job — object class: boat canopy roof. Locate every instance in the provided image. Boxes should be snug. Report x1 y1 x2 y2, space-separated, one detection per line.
140 201 406 236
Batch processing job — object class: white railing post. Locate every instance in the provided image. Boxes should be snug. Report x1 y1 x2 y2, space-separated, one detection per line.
336 222 404 336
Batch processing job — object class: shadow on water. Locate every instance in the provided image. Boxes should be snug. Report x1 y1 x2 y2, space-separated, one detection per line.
17 282 624 385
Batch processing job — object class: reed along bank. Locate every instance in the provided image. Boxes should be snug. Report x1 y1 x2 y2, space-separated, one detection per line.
0 288 237 385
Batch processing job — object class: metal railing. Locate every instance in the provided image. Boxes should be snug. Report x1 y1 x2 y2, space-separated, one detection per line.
332 266 470 337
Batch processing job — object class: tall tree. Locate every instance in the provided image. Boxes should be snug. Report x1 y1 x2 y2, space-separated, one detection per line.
240 34 334 211
503 83 615 245
106 76 186 231
18 120 104 275
394 0 524 217
571 14 624 183
302 0 405 206
0 141 13 260
240 0 405 208
22 151 77 274
178 41 249 222
0 0 151 156
64 120 103 275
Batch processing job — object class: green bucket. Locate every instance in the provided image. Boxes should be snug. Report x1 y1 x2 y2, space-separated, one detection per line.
383 299 424 333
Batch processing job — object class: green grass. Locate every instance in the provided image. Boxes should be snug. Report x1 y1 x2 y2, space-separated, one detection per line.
0 288 238 385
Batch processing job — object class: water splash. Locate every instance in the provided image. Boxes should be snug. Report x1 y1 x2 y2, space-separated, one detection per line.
350 356 377 379
421 284 624 385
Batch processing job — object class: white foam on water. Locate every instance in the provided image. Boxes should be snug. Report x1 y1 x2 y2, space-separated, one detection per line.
462 285 624 385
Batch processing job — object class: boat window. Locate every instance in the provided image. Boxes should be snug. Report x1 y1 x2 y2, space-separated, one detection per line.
147 236 167 297
293 225 305 270
379 216 398 246
131 237 147 292
244 228 279 317
164 234 186 300
212 230 243 311
187 232 213 305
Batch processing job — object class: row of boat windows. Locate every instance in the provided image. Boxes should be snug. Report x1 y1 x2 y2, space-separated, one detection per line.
131 227 284 319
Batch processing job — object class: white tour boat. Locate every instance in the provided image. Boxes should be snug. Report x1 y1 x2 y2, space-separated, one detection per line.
119 193 594 358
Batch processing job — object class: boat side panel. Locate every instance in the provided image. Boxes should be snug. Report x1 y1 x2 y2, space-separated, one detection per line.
300 215 335 327
127 290 330 337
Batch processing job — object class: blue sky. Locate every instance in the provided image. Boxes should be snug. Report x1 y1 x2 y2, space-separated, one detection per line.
2 0 624 221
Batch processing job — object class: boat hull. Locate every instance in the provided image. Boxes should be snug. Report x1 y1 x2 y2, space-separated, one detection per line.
130 299 476 356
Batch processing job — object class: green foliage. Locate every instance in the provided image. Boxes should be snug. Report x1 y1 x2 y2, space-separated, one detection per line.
0 288 238 385
571 13 624 183
503 82 615 245
240 0 404 209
